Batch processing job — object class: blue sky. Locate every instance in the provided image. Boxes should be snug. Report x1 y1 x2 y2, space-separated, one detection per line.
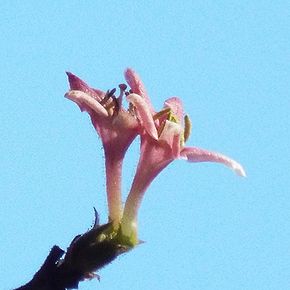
1 1 290 289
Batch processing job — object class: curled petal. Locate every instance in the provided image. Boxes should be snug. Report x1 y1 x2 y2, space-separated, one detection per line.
126 93 158 140
124 68 155 114
180 147 246 177
159 120 183 158
66 72 104 101
65 90 109 117
164 97 184 122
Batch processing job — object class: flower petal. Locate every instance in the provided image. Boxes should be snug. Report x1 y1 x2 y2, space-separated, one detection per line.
65 90 109 117
66 72 104 101
124 68 155 114
180 146 246 177
164 97 184 122
126 93 158 140
159 120 183 158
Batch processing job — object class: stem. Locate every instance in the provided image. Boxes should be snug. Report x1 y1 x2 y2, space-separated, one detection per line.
104 150 123 225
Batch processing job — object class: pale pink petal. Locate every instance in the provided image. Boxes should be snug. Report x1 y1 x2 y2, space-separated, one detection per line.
164 97 184 122
66 72 104 101
65 90 109 117
159 120 183 158
124 68 155 114
180 146 246 177
126 93 158 140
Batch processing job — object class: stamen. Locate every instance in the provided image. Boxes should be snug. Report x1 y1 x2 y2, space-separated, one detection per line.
100 88 116 105
168 112 178 123
117 84 127 108
119 83 127 91
183 115 192 142
106 96 120 118
112 96 120 117
100 90 111 105
109 88 117 96
153 107 171 121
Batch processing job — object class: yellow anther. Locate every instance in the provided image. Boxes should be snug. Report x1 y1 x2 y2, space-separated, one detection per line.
168 111 178 123
153 107 171 121
183 115 191 142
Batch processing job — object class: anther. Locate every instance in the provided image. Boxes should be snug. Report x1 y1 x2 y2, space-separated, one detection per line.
117 84 127 108
153 107 171 121
109 88 116 96
100 88 116 105
183 115 192 142
112 97 120 117
100 90 111 105
105 96 120 117
119 83 127 91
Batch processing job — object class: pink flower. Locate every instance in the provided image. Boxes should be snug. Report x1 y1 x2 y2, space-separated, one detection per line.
120 69 246 245
65 72 139 224
65 68 245 247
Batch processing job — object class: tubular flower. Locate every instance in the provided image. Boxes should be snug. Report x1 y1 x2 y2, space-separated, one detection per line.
65 73 139 224
120 68 246 246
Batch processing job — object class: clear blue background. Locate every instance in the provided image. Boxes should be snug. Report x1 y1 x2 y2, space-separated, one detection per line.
1 1 289 289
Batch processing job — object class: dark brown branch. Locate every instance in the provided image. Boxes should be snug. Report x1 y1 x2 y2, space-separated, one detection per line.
14 216 131 290
14 246 65 290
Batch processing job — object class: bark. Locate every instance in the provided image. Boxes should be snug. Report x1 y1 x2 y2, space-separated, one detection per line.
14 213 130 290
